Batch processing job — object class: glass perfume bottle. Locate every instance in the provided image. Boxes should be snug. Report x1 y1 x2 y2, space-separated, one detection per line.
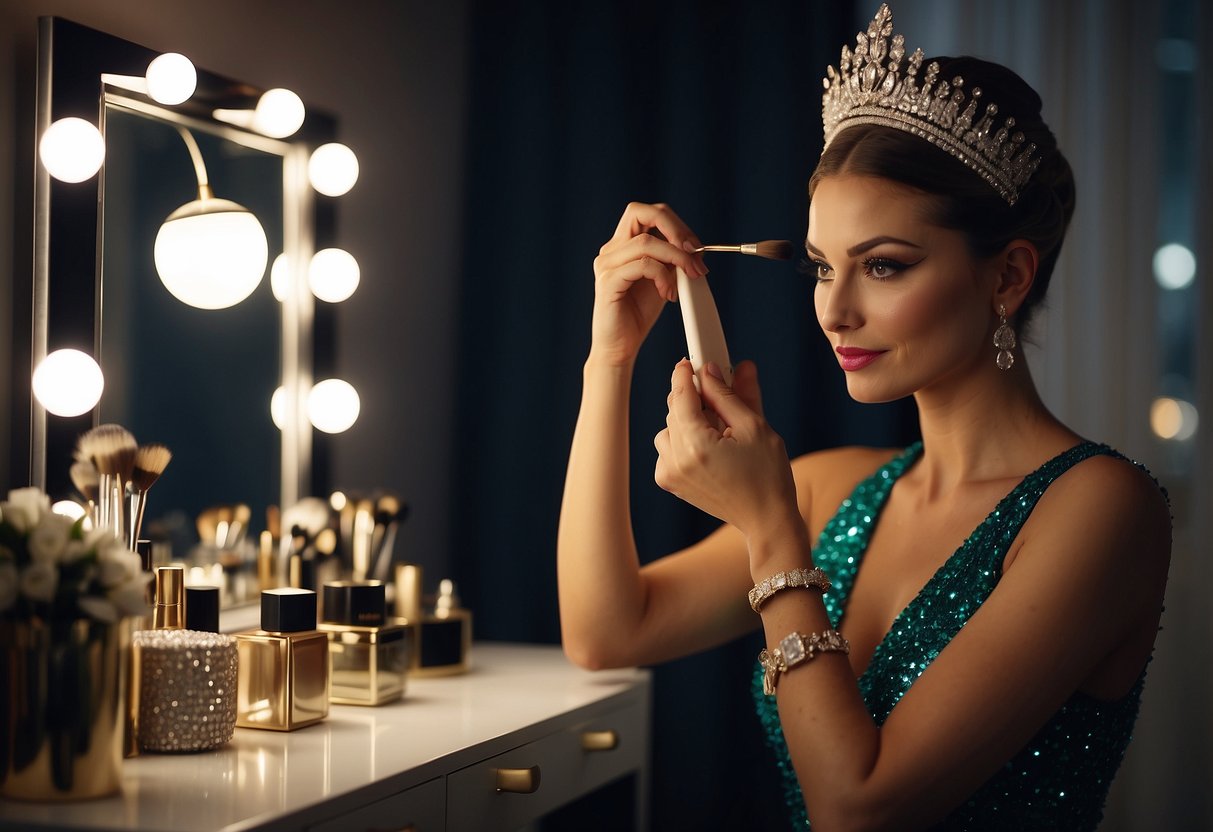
132 567 239 753
235 588 330 731
318 581 411 706
394 565 472 677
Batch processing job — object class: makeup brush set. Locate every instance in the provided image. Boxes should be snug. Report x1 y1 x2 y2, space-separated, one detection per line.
73 423 173 558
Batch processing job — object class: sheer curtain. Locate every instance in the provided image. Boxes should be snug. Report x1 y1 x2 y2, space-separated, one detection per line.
890 1 1211 829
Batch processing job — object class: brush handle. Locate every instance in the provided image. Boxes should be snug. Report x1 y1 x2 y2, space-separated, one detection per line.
128 490 148 551
675 266 734 389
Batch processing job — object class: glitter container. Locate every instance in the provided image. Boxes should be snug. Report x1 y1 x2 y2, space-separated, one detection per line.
319 581 411 706
235 588 330 731
130 566 238 753
132 629 239 753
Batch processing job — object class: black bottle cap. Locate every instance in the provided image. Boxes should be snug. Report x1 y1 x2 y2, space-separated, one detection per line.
185 585 221 633
261 588 317 632
322 581 386 626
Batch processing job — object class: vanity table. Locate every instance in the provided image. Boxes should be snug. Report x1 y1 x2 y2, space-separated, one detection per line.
0 643 651 832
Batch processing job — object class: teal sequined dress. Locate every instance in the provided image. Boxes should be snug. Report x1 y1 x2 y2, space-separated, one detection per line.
753 441 1154 831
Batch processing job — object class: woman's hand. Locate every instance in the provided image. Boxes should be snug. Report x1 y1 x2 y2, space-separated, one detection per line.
654 359 804 564
591 202 709 367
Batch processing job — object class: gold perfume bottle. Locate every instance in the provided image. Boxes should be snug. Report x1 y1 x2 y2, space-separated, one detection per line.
394 565 472 677
132 566 239 753
318 581 411 706
235 588 330 731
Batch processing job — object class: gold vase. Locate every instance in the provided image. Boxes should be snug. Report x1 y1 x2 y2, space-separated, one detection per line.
0 617 129 801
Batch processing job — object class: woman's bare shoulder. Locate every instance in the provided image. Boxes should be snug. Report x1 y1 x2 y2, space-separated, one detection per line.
790 445 908 524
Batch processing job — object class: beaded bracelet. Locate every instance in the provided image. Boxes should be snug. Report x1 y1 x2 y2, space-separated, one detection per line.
748 567 830 612
759 629 850 695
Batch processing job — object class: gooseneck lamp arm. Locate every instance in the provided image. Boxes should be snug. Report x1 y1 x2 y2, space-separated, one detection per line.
175 125 213 199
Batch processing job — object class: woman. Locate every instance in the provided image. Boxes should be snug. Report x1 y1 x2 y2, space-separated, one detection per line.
557 5 1171 830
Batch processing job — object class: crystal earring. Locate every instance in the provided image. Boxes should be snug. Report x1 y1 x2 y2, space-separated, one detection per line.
993 305 1017 370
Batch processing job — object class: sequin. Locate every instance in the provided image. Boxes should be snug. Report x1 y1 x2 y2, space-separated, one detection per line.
753 441 1161 831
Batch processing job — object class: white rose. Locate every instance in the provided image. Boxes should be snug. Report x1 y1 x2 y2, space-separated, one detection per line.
19 560 58 603
107 577 150 618
78 595 118 623
3 488 51 533
97 550 141 588
0 562 17 612
28 513 74 564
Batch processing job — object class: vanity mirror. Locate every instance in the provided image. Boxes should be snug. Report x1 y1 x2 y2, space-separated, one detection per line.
27 18 336 569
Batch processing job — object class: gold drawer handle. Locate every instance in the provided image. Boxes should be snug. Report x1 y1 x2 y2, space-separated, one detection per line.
366 826 415 832
495 765 541 794
581 729 619 751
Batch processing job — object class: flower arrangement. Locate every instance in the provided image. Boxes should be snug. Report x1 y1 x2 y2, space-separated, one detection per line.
0 487 149 624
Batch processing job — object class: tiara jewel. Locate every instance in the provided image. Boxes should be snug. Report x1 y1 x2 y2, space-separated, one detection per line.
821 4 1041 205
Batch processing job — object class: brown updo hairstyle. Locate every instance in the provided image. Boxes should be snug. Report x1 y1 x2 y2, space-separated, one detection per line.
809 56 1076 333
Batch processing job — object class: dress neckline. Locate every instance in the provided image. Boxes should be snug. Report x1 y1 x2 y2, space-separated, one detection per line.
833 440 1101 687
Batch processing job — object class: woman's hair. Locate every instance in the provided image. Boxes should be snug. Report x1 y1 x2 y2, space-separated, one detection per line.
809 56 1075 332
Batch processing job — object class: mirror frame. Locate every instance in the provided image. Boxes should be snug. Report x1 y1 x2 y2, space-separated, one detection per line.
29 16 335 509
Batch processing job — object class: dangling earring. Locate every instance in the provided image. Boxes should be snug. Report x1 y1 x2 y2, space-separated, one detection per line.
993 304 1017 370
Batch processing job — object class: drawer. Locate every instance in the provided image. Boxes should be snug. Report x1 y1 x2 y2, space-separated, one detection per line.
308 777 446 832
446 699 646 832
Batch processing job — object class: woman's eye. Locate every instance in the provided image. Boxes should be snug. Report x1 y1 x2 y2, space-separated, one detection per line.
863 258 906 280
797 258 832 281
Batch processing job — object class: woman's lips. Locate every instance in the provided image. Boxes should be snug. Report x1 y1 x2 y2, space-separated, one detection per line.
835 346 887 371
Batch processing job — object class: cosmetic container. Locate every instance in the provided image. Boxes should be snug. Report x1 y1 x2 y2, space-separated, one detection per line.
132 566 239 753
235 588 330 731
319 581 411 706
395 565 472 677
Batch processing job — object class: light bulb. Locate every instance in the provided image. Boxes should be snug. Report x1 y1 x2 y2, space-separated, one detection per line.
1152 243 1196 291
308 248 360 302
154 199 269 309
145 53 197 105
39 118 105 183
253 89 306 138
308 143 359 196
271 386 287 429
308 379 360 433
52 500 88 521
270 253 292 302
32 349 105 417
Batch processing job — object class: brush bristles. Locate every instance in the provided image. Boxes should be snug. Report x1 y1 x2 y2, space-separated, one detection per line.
71 461 100 502
753 240 795 261
84 424 137 477
132 443 172 491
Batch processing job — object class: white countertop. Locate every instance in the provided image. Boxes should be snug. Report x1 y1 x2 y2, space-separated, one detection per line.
0 642 650 832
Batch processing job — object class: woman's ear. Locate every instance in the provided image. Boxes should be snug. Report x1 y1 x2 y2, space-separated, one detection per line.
993 239 1039 316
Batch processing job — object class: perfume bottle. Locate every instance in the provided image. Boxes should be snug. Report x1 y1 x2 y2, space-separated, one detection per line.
132 566 239 753
235 588 330 731
394 565 472 677
318 581 411 706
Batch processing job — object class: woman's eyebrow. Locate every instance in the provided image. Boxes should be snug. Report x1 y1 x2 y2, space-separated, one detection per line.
805 236 925 258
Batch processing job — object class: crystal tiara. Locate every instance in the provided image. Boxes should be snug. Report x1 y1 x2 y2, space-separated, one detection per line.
821 4 1041 205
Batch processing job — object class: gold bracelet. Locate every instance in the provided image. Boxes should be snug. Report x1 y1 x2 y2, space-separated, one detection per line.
759 629 849 695
748 567 830 612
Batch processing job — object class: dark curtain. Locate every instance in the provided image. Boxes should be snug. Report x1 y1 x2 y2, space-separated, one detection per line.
450 1 919 828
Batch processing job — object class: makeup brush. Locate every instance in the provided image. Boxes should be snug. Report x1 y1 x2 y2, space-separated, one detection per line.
81 424 137 540
693 240 794 260
128 443 172 550
371 495 411 582
70 460 101 526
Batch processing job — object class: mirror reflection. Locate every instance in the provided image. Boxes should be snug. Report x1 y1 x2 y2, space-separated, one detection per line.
99 106 283 562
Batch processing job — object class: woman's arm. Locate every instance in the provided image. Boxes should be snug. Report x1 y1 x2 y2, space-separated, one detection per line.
658 360 1171 832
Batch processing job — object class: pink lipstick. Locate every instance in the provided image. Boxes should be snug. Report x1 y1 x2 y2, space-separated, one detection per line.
835 346 886 371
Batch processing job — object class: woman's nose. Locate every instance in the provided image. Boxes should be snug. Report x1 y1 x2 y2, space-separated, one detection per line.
817 276 863 332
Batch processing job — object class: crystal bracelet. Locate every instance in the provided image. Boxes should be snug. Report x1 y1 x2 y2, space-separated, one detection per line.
759 629 850 695
748 567 830 612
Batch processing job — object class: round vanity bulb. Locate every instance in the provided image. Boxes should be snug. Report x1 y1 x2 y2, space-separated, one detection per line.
253 88 306 138
308 248 360 302
308 143 359 196
154 198 269 309
270 253 292 302
39 118 105 183
308 379 360 434
271 386 287 430
52 500 88 522
145 53 197 105
32 348 105 417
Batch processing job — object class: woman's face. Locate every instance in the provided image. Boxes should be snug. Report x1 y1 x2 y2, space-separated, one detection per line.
807 174 995 403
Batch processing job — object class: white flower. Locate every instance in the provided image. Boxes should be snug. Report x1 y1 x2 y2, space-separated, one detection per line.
19 561 58 603
0 562 17 613
77 595 118 623
2 488 50 533
27 512 74 564
107 577 150 618
96 549 142 589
